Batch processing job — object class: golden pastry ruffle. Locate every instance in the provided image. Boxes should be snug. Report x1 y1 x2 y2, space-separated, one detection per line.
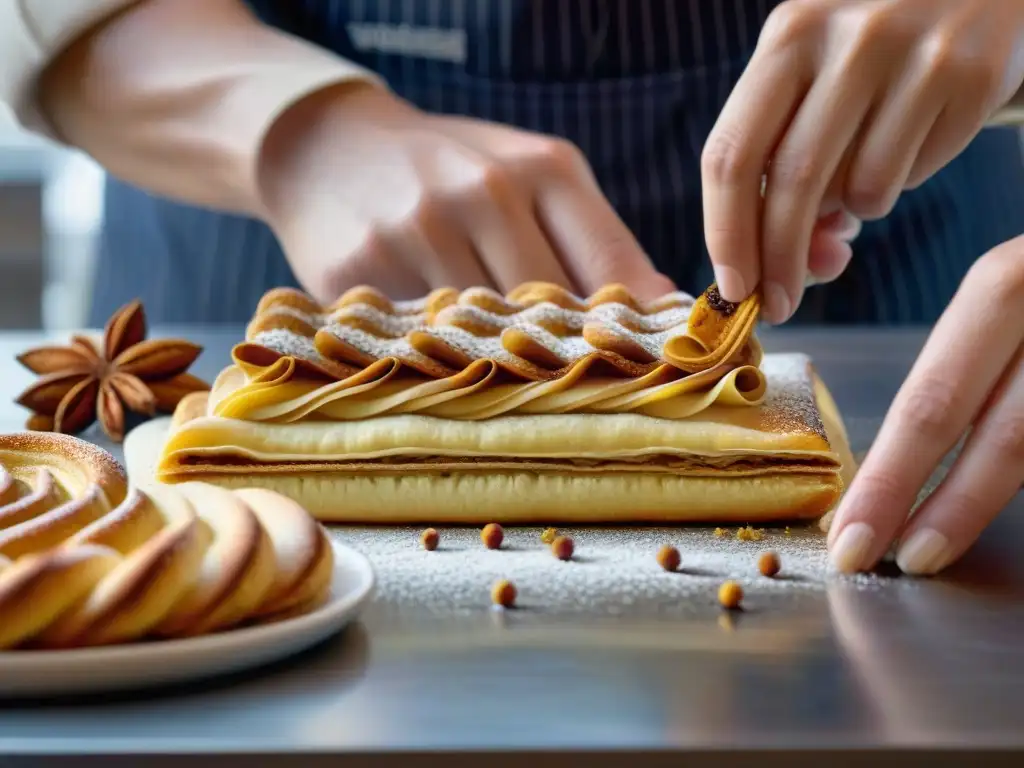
210 359 767 422
218 282 764 422
0 432 333 650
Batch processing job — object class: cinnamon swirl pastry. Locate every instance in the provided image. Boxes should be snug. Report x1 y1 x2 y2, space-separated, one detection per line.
0 432 333 650
153 283 854 523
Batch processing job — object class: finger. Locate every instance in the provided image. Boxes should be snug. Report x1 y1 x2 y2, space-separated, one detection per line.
827 255 1024 572
701 47 811 303
844 58 948 218
905 88 992 189
327 237 430 302
895 346 1024 576
761 64 876 324
535 180 676 301
396 218 495 290
806 230 853 284
816 208 862 241
468 185 577 295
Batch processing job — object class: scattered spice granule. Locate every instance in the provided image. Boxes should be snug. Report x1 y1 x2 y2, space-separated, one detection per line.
656 545 681 572
551 536 574 561
785 527 792 537
420 528 440 551
758 551 781 578
491 579 517 608
718 580 744 610
736 525 765 542
541 527 559 545
481 523 504 550
714 527 727 538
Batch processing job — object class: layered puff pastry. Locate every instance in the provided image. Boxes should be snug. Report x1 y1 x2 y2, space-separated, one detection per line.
0 432 333 649
154 282 854 524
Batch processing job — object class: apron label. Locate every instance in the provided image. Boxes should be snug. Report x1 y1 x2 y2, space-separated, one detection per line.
346 22 467 64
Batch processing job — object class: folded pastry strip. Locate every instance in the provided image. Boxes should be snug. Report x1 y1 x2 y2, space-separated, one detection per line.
156 354 850 523
223 282 765 423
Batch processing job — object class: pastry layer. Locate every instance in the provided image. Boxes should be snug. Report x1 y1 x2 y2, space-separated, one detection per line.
154 354 852 523
160 471 841 524
160 355 832 469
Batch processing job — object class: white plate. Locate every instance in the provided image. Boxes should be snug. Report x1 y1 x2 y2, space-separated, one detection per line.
0 539 375 697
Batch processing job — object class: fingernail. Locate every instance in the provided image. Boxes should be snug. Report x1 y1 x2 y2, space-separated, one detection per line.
763 281 792 324
838 212 862 242
896 528 953 576
830 522 876 574
713 266 746 302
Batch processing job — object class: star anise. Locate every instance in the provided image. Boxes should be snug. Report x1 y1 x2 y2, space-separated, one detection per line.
15 300 210 442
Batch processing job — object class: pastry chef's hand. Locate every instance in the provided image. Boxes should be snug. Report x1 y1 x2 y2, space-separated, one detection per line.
702 0 1024 323
257 84 674 304
827 235 1024 575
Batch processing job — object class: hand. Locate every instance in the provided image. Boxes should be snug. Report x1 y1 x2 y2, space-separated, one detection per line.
256 85 674 304
826 236 1024 575
702 0 1024 322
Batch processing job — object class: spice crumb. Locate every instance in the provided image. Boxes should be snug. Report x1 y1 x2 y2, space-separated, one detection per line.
481 523 504 550
541 527 559 545
551 535 574 561
491 579 517 608
420 528 439 551
704 285 738 316
736 525 765 542
656 545 681 572
718 580 744 610
714 527 727 538
758 551 781 578
785 526 792 537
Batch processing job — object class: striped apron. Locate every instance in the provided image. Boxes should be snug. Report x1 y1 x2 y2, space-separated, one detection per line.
90 0 1024 326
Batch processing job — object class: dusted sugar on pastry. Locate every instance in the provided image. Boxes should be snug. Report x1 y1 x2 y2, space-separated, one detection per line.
153 282 853 524
0 432 333 650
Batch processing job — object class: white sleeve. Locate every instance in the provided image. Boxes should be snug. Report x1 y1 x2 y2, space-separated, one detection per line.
0 0 142 134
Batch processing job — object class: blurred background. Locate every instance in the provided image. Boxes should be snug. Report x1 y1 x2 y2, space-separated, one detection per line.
0 109 104 332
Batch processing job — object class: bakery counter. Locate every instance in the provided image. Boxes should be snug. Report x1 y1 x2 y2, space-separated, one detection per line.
0 326 1022 766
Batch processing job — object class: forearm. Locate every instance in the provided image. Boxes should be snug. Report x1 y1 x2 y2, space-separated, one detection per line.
32 0 382 215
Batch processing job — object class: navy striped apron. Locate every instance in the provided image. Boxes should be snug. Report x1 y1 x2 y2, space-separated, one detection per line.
90 0 1024 326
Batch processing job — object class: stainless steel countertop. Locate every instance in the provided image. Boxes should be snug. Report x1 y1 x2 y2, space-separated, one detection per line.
0 326 1021 762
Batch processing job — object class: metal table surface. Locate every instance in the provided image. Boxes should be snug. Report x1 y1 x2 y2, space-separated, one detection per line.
0 326 1021 764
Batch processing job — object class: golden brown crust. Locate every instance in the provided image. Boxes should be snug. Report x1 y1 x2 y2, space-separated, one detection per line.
0 432 334 650
154 470 843 524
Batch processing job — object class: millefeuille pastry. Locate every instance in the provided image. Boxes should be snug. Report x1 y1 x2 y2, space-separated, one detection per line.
151 282 854 524
0 432 333 649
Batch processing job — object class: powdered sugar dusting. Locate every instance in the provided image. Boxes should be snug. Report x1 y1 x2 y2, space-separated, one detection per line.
321 323 434 369
248 287 719 379
331 304 425 337
433 301 692 335
759 354 827 438
252 329 324 364
330 522 892 617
